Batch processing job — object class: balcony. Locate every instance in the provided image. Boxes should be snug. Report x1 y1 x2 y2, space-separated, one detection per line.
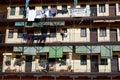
2 29 120 46
0 60 120 80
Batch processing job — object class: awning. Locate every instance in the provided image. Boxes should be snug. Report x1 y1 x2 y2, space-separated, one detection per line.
13 46 49 53
36 46 49 53
15 22 25 26
100 46 112 59
63 46 73 52
25 21 65 27
13 47 23 52
76 46 100 53
112 45 120 51
23 47 37 55
49 46 63 58
76 46 90 53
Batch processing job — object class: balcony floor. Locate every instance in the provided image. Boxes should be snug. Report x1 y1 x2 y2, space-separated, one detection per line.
0 72 120 80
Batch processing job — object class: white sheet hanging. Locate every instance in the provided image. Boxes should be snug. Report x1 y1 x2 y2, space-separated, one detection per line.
28 10 36 21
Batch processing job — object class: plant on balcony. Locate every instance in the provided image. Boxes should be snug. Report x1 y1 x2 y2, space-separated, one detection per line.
59 59 66 66
5 55 11 66
15 58 25 66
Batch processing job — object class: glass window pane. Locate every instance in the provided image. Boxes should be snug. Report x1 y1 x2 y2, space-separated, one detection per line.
81 28 86 37
19 6 25 15
10 7 15 15
100 27 106 37
99 4 105 13
100 58 108 65
17 29 23 38
41 28 47 35
50 28 56 37
62 5 67 10
80 55 87 65
8 29 14 38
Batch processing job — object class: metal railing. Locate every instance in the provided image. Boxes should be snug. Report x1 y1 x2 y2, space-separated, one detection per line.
3 61 119 73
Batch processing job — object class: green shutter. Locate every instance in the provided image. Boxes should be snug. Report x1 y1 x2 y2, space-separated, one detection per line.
13 47 23 52
63 46 73 52
49 46 63 58
101 46 112 59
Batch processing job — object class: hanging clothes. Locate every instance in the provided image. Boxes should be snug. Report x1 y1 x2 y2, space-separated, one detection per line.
28 10 36 21
23 34 28 40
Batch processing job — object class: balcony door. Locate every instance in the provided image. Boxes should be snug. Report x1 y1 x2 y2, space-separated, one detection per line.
90 5 97 16
110 29 117 42
90 28 97 43
111 55 119 72
109 4 116 16
25 55 32 72
91 55 98 72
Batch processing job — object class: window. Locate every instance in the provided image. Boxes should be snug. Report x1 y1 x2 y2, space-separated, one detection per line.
60 55 66 65
42 6 48 10
100 27 106 37
10 7 15 15
16 55 22 59
19 6 25 15
80 55 87 65
61 28 67 37
29 6 35 10
119 3 120 12
8 29 14 38
81 28 87 37
51 5 57 9
41 28 47 35
17 29 23 38
81 4 86 8
39 55 46 61
26 22 33 26
99 4 106 13
62 5 67 10
100 58 108 65
50 28 56 37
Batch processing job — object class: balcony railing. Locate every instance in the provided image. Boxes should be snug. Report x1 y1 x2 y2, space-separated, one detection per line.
3 31 120 45
2 61 119 73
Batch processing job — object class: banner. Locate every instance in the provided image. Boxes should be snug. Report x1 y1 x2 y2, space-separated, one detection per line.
68 8 91 17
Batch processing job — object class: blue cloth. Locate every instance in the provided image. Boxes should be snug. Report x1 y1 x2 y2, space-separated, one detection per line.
42 61 46 68
23 34 28 40
25 0 30 9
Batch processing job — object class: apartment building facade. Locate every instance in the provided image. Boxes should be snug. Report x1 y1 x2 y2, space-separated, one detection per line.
0 0 120 80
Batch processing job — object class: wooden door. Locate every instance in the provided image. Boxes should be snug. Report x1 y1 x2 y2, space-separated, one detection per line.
90 5 97 16
25 55 32 72
90 28 97 43
111 55 118 72
109 4 116 16
110 29 117 42
91 55 98 72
